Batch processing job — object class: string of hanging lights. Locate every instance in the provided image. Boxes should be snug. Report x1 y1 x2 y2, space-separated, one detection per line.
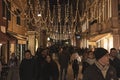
4 0 81 41
47 0 80 41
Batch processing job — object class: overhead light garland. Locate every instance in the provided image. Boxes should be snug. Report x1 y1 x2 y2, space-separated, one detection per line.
4 0 81 41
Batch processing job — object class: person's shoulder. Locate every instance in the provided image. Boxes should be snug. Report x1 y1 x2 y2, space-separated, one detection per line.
20 59 26 62
84 64 97 73
108 65 118 75
114 57 120 60
109 65 117 71
114 57 120 63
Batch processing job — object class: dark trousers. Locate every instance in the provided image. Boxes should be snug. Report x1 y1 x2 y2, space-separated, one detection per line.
72 65 79 80
60 67 67 80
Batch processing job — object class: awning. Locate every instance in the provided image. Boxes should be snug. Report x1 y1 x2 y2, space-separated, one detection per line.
9 33 27 44
18 40 27 44
6 33 17 44
0 31 27 44
89 33 110 42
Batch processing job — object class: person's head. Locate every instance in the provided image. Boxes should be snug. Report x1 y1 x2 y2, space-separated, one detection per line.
11 53 16 59
87 51 94 59
59 47 63 53
11 53 15 56
82 51 89 60
46 55 52 63
41 48 48 57
110 48 117 58
24 50 32 59
94 48 110 66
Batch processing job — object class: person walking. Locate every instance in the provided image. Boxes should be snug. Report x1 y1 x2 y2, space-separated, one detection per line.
72 59 79 80
58 47 69 80
19 50 37 80
109 48 120 79
82 48 118 80
70 52 81 80
36 48 49 80
82 51 96 74
45 55 59 80
7 53 19 80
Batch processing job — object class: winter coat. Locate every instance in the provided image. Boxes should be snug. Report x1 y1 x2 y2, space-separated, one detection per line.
110 58 120 78
72 59 79 74
58 52 69 68
19 58 37 80
49 60 59 80
36 55 49 80
7 57 19 80
82 58 96 74
82 64 118 80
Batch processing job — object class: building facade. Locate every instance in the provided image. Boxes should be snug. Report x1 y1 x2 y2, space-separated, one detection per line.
80 0 120 51
0 0 29 62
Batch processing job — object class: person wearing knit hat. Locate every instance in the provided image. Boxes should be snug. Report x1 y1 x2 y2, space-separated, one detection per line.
82 48 118 80
94 48 108 60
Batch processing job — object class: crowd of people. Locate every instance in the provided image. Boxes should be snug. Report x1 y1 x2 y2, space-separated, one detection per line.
0 45 120 80
19 46 120 80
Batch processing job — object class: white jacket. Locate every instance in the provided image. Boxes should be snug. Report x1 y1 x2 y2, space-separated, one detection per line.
70 53 81 63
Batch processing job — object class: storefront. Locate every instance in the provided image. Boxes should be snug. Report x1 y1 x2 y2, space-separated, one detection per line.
0 31 9 63
89 33 113 51
16 38 27 61
8 33 27 61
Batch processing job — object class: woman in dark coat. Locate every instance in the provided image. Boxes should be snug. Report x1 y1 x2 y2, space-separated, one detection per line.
72 59 79 80
19 50 37 80
82 51 96 74
46 55 59 80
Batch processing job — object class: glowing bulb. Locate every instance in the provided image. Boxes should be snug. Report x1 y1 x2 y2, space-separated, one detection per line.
47 37 50 41
37 13 41 17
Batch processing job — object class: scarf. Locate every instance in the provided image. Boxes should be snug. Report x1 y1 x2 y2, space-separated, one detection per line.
86 58 96 65
95 61 109 78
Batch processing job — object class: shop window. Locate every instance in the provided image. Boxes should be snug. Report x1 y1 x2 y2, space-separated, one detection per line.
2 0 6 18
17 16 21 25
15 9 21 25
118 4 120 11
89 19 97 25
7 10 11 20
2 0 11 20
7 1 11 20
118 0 120 10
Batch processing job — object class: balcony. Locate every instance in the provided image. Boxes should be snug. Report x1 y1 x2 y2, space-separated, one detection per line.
89 23 100 35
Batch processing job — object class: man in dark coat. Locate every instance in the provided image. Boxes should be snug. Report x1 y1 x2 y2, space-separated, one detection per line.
83 48 118 80
58 47 69 80
109 48 120 79
36 48 49 80
19 50 37 80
